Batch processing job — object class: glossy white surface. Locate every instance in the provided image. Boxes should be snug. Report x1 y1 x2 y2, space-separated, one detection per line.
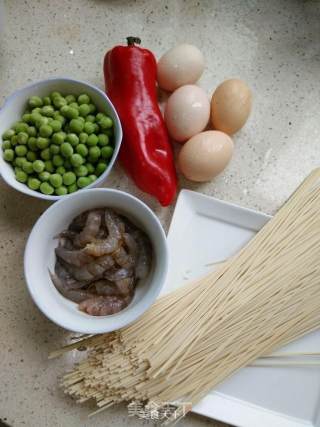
1 1 320 426
164 190 320 427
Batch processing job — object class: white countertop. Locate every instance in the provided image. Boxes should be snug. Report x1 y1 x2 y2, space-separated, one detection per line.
1 0 320 426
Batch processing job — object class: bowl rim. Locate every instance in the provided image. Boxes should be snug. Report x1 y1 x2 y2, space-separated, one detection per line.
24 188 168 333
0 77 123 201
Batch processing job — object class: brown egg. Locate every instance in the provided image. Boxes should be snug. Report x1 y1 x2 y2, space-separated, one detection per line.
178 131 234 182
211 79 252 135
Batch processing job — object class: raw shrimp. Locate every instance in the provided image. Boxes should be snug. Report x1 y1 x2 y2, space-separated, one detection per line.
49 271 96 303
134 231 152 279
84 209 122 256
115 277 135 296
123 232 138 260
68 211 89 232
55 246 94 267
79 295 130 316
91 279 120 296
62 254 115 282
55 261 88 290
104 267 133 282
113 246 135 269
73 210 102 248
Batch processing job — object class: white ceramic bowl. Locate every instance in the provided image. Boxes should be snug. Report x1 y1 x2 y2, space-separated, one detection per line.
0 78 122 200
24 189 168 333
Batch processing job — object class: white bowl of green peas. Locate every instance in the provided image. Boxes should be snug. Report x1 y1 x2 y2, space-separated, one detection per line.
0 78 122 200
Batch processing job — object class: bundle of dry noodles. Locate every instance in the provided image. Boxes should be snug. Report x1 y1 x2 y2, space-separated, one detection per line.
54 169 320 423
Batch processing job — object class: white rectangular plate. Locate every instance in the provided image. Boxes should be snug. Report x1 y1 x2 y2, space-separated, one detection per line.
162 190 320 427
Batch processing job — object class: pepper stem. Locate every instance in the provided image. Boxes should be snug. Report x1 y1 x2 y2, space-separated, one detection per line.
126 37 141 46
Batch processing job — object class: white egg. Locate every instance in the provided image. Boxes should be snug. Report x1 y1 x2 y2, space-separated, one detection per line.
157 44 205 92
178 130 234 182
164 85 210 143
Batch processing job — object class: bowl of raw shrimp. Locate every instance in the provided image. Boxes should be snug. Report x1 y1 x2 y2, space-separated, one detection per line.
24 188 168 333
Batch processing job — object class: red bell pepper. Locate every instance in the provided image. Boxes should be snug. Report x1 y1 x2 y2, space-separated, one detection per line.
103 37 177 206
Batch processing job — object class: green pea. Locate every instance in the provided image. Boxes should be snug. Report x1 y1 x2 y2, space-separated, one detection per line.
39 171 50 181
22 113 32 123
83 122 95 135
53 112 66 125
98 116 113 129
28 96 43 108
49 173 63 188
2 140 12 150
3 149 14 162
96 113 104 121
44 160 54 173
84 163 95 174
40 182 54 195
2 129 15 140
27 177 41 190
50 120 62 133
87 134 98 147
42 105 55 117
75 165 88 177
88 103 96 113
52 154 64 167
11 135 19 146
88 174 97 183
65 94 76 104
27 126 37 137
104 129 114 137
14 122 29 133
56 166 66 175
94 123 100 133
50 144 60 155
63 171 76 186
50 91 62 100
63 159 72 170
79 132 88 144
78 116 85 123
33 159 45 173
78 104 91 117
85 114 95 123
53 97 67 109
26 151 37 162
30 112 42 125
15 169 28 183
66 133 79 147
95 162 107 176
39 124 53 138
89 146 101 160
37 137 49 150
101 146 114 159
15 145 27 157
41 148 51 160
77 176 91 188
35 117 49 129
98 134 109 146
14 157 26 168
17 132 28 145
78 94 90 105
69 102 79 110
27 137 38 151
22 161 33 174
69 119 84 134
67 183 78 193
76 144 88 157
52 131 66 145
61 142 74 158
31 107 42 114
43 96 52 106
55 186 68 196
70 153 84 167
